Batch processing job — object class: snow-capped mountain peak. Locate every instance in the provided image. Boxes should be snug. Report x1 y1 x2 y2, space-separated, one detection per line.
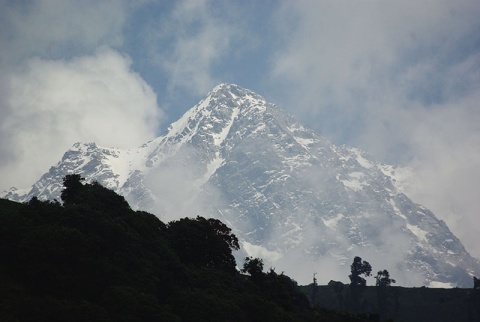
2 84 478 287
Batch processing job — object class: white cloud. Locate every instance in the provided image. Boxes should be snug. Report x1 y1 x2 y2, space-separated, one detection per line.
404 98 480 258
0 1 163 192
0 0 130 64
268 0 480 258
148 0 241 96
1 0 479 275
0 48 162 191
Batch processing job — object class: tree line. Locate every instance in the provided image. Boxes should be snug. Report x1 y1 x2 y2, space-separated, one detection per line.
0 175 380 322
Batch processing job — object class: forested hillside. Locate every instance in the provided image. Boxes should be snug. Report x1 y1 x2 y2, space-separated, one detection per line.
0 175 378 322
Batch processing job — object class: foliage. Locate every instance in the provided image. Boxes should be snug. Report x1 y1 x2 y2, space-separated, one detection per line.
60 174 84 204
166 216 238 273
349 256 372 287
61 175 131 214
474 276 480 289
374 270 396 318
203 216 240 250
348 256 372 311
375 270 396 288
2 175 363 321
241 256 264 279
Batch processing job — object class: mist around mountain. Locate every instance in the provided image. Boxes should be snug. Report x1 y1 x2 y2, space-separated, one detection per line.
0 175 382 322
2 84 479 287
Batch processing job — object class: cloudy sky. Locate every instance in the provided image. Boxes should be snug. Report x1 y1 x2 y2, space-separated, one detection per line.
1 0 479 258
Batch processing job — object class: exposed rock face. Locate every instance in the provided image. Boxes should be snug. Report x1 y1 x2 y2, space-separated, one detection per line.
3 84 478 287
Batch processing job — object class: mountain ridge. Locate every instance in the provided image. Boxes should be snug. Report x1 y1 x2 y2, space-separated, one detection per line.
2 83 479 287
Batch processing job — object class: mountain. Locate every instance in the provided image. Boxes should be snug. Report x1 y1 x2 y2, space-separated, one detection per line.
3 83 478 287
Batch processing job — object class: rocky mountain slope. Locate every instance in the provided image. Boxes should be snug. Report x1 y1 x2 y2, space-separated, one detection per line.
3 84 478 287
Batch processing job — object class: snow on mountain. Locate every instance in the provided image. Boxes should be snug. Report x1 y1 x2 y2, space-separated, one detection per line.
2 83 478 287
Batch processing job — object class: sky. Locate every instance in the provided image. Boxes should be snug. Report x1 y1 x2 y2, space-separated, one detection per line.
1 0 479 262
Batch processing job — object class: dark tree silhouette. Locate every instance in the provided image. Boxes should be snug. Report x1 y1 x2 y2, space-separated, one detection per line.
60 174 84 204
166 216 239 273
474 276 480 289
0 176 379 321
375 269 396 318
375 270 396 287
199 217 240 251
60 174 131 215
241 257 264 279
349 256 372 287
348 256 372 310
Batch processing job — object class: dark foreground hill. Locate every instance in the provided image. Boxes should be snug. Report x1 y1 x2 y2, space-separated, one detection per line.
300 282 480 322
1 175 379 322
4 84 478 288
